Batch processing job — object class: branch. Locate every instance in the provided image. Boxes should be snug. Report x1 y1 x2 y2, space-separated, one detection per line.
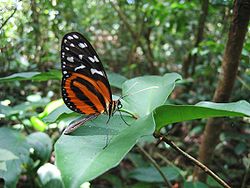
109 1 158 74
109 1 137 39
0 8 17 30
137 144 172 188
153 132 231 188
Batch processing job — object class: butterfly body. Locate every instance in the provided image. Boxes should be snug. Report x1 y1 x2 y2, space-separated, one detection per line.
61 32 121 134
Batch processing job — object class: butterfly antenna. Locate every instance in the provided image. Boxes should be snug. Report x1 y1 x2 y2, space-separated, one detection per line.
121 86 160 100
120 82 138 100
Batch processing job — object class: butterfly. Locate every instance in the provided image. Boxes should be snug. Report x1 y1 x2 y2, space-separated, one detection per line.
61 32 122 134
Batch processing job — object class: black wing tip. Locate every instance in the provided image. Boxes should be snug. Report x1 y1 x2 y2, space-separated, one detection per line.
63 31 84 39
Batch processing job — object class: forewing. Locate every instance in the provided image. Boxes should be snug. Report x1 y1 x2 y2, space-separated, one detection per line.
61 32 112 114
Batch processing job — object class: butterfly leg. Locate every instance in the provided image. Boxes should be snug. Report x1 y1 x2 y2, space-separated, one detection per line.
119 110 131 126
103 115 112 149
64 114 99 135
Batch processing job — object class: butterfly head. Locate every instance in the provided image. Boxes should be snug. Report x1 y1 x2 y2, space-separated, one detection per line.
109 100 122 116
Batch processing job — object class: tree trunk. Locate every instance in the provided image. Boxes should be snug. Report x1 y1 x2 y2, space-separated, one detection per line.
182 0 209 78
193 0 250 182
30 0 42 69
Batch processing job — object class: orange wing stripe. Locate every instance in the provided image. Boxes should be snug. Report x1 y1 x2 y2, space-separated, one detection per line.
97 80 111 105
74 73 111 105
64 75 96 114
73 81 104 113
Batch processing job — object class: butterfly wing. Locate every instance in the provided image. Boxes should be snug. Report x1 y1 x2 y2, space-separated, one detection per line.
61 32 112 115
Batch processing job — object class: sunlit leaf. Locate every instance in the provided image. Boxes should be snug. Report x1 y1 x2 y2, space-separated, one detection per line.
154 100 250 131
37 163 63 188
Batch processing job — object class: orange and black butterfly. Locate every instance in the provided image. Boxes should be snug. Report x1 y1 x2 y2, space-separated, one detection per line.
61 32 122 134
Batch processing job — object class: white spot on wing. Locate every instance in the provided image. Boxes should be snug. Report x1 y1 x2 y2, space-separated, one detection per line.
79 43 87 48
70 43 75 47
67 57 74 62
88 56 95 62
63 71 67 74
74 64 86 71
90 68 104 76
79 54 83 59
67 36 73 40
73 34 79 39
65 47 69 50
94 55 99 62
64 39 67 43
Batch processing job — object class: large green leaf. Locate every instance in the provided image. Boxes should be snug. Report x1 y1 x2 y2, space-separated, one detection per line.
154 100 250 131
0 128 30 188
55 73 181 187
121 73 182 117
55 114 154 188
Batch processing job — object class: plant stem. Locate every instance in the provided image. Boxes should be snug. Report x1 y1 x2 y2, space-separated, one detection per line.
240 166 249 188
137 144 172 188
0 8 17 30
153 132 231 188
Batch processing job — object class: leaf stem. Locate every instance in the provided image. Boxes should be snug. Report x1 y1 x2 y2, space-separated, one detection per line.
137 144 172 188
0 8 17 30
153 132 231 188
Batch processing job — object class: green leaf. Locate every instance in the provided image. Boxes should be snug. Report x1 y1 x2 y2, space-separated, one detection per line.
37 163 63 188
184 181 209 188
0 70 125 87
43 104 76 123
55 114 154 188
0 149 18 162
122 73 182 117
107 71 128 89
1 100 50 117
30 116 47 131
0 128 30 188
0 149 18 171
154 100 250 131
38 99 64 119
206 175 223 188
128 166 181 182
243 156 250 169
0 70 61 82
26 132 52 164
0 162 7 171
0 72 40 82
